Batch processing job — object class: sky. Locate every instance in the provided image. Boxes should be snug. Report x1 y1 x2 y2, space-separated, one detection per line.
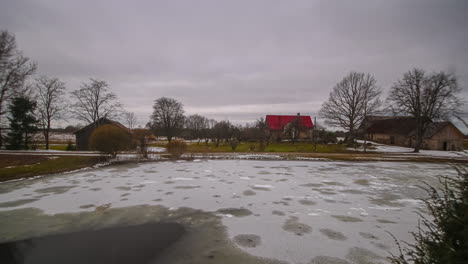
1 0 467 129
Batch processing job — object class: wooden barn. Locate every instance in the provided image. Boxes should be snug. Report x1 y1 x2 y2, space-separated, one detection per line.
75 118 130 151
265 113 314 142
363 116 464 151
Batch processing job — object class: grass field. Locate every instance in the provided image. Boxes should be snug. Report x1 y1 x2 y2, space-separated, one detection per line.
36 144 69 151
151 141 348 153
0 155 102 182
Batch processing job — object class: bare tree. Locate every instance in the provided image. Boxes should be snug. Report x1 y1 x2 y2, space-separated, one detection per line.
255 117 269 145
185 114 208 144
388 69 461 152
284 117 301 144
35 76 67 150
319 72 381 145
255 117 270 150
203 118 217 145
150 97 184 142
212 120 233 147
124 111 137 129
70 79 122 124
0 30 37 147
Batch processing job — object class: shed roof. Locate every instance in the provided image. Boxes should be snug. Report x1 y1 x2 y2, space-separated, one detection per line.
75 118 130 135
265 115 313 130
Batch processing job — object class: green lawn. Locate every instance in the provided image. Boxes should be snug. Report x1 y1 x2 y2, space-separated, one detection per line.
36 144 69 151
150 141 348 153
0 155 102 182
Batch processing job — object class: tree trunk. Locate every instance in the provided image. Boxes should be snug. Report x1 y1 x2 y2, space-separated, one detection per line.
0 90 5 148
413 119 423 153
44 122 50 150
414 138 422 153
46 120 51 150
363 133 367 153
413 130 423 153
44 130 49 150
24 131 28 150
347 128 355 146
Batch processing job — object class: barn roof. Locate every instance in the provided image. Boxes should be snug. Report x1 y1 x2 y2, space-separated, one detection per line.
265 115 313 130
75 118 130 135
410 121 464 139
366 116 463 139
366 117 417 135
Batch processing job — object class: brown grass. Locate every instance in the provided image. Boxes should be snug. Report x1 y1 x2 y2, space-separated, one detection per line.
0 154 102 182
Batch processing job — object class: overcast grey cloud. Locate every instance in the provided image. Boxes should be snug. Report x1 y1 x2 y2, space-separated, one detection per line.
1 0 467 127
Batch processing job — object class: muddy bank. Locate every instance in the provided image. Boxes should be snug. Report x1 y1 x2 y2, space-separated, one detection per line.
0 205 284 264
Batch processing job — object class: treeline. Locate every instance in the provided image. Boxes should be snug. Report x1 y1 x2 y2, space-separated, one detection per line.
147 98 270 149
0 30 137 150
147 97 340 149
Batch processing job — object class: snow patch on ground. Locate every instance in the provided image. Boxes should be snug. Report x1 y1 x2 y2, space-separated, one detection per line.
147 147 166 153
350 140 467 157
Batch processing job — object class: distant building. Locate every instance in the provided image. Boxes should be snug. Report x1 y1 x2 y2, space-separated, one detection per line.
75 118 130 151
265 113 314 142
363 116 464 151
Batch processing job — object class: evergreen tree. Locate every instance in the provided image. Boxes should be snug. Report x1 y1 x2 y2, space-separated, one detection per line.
390 166 468 263
6 97 38 150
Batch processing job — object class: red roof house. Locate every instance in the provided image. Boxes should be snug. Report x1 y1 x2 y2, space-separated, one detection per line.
265 114 314 131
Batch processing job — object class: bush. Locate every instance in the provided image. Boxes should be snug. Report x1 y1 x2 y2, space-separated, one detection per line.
258 141 266 151
89 124 132 157
390 166 468 263
249 144 256 151
132 129 152 158
230 139 239 150
65 140 76 151
166 140 187 159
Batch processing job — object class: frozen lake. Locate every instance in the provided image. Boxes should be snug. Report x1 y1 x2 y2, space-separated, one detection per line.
0 160 454 263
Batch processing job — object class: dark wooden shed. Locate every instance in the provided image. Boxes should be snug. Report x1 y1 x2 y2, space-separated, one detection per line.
74 118 130 151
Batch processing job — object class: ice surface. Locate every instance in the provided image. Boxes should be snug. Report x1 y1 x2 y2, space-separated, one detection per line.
0 160 455 263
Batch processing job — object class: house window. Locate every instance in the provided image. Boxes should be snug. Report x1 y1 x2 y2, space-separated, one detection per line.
390 136 395 145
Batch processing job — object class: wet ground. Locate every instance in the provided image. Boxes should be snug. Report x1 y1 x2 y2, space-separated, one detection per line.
0 160 454 263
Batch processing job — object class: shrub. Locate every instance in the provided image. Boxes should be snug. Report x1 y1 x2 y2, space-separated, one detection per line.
132 129 152 158
258 141 266 151
89 124 132 157
65 140 76 151
390 166 468 263
166 140 187 159
230 139 239 151
249 144 256 151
